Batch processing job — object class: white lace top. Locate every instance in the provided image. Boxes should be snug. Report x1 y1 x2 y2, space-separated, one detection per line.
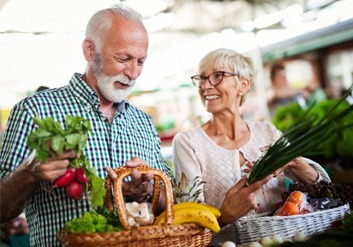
172 121 330 215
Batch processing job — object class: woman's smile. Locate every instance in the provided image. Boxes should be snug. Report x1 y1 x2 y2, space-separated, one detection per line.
204 94 221 100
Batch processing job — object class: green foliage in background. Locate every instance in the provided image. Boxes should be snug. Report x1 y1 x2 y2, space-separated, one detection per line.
272 99 353 159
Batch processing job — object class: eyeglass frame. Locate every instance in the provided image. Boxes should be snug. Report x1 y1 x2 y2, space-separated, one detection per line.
190 71 240 88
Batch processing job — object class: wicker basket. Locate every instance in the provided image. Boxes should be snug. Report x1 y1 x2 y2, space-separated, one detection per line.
57 165 212 247
231 203 350 245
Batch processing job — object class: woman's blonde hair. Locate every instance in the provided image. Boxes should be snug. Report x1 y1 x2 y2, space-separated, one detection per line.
197 48 257 105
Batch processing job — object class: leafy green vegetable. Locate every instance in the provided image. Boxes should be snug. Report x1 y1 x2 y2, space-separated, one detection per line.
273 99 353 159
342 211 353 231
27 116 91 161
64 211 123 233
247 85 353 185
94 205 122 227
27 115 105 207
284 181 353 206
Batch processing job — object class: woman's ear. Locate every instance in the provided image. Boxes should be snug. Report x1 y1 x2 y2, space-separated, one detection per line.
82 38 95 62
240 78 250 95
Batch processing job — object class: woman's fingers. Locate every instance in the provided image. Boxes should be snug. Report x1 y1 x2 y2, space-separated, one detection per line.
228 175 247 194
242 161 254 175
260 146 270 152
247 174 272 192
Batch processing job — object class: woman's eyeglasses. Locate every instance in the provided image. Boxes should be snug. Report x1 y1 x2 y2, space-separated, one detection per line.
191 71 239 88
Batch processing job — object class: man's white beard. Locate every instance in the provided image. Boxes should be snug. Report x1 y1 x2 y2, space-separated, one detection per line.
92 52 136 103
97 73 135 103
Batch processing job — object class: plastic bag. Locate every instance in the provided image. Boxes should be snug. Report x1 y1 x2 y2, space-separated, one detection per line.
274 191 313 216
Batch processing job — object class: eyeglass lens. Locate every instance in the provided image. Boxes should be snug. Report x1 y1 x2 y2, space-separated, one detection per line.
193 72 224 87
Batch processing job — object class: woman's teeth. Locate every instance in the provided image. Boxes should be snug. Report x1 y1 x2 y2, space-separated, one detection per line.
205 95 220 100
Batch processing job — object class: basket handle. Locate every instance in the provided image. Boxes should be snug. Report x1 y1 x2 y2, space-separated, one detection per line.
112 165 174 230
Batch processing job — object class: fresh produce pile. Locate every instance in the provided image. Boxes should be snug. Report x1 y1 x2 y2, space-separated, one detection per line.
239 212 353 247
61 168 221 235
27 115 105 207
64 206 124 233
154 201 221 233
247 85 353 185
274 191 308 216
165 171 220 232
284 181 353 208
240 182 352 246
172 171 205 203
272 97 353 160
273 181 353 218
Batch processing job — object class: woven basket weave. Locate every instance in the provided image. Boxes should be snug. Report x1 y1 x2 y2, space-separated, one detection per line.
231 203 350 245
57 165 212 247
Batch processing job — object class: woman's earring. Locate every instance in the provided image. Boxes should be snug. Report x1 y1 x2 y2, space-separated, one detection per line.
239 92 243 96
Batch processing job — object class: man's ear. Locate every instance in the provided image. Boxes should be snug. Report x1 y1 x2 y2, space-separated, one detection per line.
82 38 95 62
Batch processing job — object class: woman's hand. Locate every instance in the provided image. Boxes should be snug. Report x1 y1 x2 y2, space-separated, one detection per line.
218 175 271 226
105 157 153 202
273 157 319 183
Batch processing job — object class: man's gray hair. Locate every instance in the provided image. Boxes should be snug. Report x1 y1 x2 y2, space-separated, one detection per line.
85 3 144 52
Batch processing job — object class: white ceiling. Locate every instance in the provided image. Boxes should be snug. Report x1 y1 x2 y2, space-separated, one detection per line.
0 0 350 109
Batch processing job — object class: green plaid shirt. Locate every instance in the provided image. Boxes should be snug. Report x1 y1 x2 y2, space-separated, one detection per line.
0 73 171 247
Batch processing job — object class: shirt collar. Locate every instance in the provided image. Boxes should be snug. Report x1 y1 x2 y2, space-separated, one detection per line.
69 73 130 113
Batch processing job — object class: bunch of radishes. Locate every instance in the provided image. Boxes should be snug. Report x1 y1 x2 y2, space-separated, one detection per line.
28 116 106 207
51 167 89 200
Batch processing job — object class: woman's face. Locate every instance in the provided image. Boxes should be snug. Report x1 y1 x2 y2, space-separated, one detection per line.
198 64 242 115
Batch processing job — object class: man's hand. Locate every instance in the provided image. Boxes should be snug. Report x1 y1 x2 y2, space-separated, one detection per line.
26 150 77 182
105 157 153 202
0 214 29 240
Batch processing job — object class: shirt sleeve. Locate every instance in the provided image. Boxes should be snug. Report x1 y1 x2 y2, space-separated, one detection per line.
0 103 35 177
284 157 331 183
172 131 205 202
303 157 331 182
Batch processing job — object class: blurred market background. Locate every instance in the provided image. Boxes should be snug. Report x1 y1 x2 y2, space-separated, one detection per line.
1 0 353 183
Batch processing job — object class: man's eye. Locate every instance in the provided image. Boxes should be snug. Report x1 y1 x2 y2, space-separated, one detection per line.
138 59 145 66
114 57 129 62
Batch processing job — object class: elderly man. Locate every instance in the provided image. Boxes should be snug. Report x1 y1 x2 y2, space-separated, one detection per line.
0 4 170 246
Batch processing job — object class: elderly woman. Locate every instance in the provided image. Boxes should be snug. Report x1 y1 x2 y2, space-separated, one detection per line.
172 48 330 227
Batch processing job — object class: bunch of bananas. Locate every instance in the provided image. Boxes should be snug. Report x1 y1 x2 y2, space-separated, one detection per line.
154 202 221 233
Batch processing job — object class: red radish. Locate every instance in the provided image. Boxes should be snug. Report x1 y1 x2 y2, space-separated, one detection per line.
66 180 83 200
52 168 75 189
76 167 89 184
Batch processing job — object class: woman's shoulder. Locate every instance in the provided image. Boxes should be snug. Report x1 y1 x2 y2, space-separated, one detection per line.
247 120 282 144
174 126 203 140
247 120 279 133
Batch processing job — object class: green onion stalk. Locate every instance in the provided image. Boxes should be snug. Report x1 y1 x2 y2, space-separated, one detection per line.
247 84 353 185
